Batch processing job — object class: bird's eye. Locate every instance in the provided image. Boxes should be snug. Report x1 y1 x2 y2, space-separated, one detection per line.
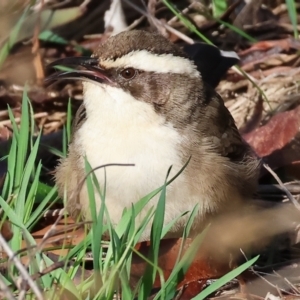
120 68 136 79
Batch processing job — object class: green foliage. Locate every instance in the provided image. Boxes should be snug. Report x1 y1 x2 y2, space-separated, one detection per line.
39 30 91 55
162 0 212 44
0 88 60 295
0 3 87 69
0 6 30 69
162 0 256 43
285 0 299 39
193 255 259 299
212 0 227 17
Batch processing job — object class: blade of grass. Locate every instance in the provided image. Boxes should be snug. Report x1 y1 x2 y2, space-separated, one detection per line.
66 98 72 144
84 158 100 272
25 187 58 230
39 30 91 56
212 0 227 17
286 0 299 39
139 169 168 299
235 66 272 110
1 132 16 198
162 0 256 43
154 228 208 300
0 6 30 68
115 157 191 239
24 162 42 223
193 255 259 299
162 0 212 44
16 133 42 223
217 19 256 42
14 87 30 189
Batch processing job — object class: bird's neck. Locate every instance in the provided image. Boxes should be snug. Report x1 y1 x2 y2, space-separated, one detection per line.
82 82 166 127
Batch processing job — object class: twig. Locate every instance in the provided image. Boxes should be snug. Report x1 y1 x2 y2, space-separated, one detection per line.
32 0 45 83
168 2 195 26
0 234 43 299
273 270 300 295
80 0 92 9
126 15 146 31
72 163 135 201
163 23 194 44
0 273 15 300
263 164 300 211
31 261 65 281
258 183 300 195
0 112 48 127
36 209 67 253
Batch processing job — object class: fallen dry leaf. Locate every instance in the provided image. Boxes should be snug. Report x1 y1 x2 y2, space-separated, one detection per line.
239 38 300 57
131 237 230 297
243 105 300 171
30 217 86 257
241 52 298 72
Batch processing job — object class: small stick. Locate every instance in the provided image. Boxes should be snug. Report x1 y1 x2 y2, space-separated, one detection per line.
263 163 300 211
0 234 43 299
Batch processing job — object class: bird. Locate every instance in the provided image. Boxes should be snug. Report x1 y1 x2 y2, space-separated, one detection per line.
47 30 261 241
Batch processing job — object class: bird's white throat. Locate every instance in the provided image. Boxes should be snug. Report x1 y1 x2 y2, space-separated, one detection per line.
75 82 188 227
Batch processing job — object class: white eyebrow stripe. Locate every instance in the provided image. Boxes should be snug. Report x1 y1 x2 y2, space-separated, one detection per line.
100 50 200 77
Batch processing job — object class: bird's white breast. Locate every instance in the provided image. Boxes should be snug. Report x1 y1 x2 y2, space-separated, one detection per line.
75 83 190 228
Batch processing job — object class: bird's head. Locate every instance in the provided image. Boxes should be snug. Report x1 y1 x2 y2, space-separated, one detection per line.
47 30 206 126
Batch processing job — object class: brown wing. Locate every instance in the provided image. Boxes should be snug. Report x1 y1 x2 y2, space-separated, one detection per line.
200 84 251 161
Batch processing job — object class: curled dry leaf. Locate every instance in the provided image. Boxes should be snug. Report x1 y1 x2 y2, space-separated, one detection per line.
239 38 300 58
31 217 86 256
241 53 298 73
243 105 300 170
236 38 300 79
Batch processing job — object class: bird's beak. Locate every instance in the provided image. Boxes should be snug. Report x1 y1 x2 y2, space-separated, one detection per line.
45 56 112 85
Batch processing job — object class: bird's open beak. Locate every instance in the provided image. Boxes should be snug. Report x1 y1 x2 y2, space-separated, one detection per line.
45 56 112 85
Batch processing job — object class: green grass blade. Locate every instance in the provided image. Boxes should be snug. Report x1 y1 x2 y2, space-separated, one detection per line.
0 6 30 68
163 0 256 43
212 0 227 17
116 158 191 239
26 187 58 230
1 134 17 198
67 98 72 144
154 228 208 300
236 66 272 110
84 158 103 273
14 87 30 188
286 0 299 39
46 145 65 158
193 255 259 299
33 181 59 204
42 254 81 297
24 162 42 223
16 133 41 222
39 30 91 55
140 176 167 298
162 0 212 44
217 20 256 42
161 211 188 239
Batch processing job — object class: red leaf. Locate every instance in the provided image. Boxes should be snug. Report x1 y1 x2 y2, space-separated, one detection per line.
243 106 300 158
